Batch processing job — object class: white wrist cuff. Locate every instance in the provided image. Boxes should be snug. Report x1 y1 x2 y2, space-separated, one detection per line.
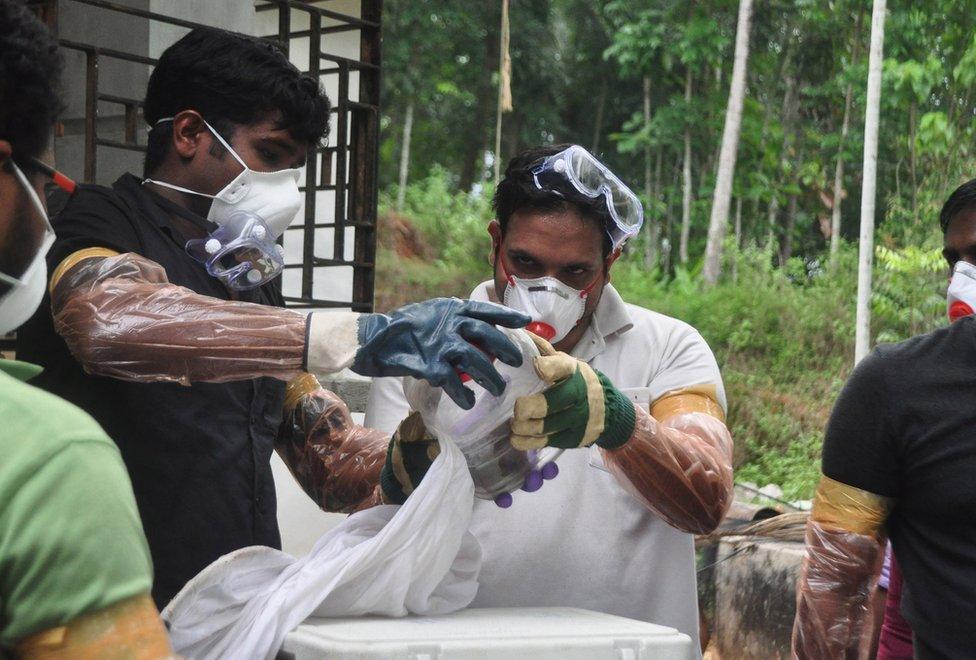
304 311 362 377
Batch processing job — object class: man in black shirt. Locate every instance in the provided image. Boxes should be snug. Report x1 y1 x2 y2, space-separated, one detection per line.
791 180 976 659
16 28 528 608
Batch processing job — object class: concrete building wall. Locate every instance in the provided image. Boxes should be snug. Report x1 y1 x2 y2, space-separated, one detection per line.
55 0 257 186
148 0 255 59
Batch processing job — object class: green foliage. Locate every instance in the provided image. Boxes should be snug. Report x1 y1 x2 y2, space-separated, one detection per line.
916 111 952 160
384 166 492 266
873 244 946 343
952 34 976 88
377 0 970 500
376 169 494 309
605 246 850 501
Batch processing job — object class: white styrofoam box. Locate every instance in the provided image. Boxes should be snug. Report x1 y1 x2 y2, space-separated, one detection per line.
278 607 693 660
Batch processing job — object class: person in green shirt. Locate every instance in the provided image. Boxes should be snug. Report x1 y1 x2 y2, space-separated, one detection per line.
0 2 172 656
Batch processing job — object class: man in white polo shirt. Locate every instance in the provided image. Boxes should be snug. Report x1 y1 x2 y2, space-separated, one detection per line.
365 144 733 649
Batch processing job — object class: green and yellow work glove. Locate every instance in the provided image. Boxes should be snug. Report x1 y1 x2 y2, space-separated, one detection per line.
380 411 441 504
510 335 636 451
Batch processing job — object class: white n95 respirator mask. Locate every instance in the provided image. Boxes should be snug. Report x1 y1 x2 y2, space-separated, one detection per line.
500 261 596 343
144 118 303 237
0 162 55 334
947 260 976 322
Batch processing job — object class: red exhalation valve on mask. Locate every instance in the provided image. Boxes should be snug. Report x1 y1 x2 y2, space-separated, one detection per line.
946 261 976 322
525 321 557 342
949 300 974 322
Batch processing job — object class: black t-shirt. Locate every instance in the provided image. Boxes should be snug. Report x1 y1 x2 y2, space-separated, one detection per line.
822 318 976 657
16 173 287 608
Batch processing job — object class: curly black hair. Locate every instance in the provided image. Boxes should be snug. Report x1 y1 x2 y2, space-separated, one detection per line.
0 0 63 160
493 144 614 258
940 179 976 234
143 27 330 176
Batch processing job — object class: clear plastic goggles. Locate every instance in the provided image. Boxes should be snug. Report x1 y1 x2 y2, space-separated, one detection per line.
531 145 644 249
185 210 285 291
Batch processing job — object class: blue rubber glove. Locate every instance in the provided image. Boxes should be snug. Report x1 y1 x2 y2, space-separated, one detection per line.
352 298 530 409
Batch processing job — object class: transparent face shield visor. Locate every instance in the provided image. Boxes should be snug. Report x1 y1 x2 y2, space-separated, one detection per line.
0 160 57 288
531 146 644 248
185 210 285 290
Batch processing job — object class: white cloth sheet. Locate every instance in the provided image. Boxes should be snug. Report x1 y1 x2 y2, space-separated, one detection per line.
162 436 481 660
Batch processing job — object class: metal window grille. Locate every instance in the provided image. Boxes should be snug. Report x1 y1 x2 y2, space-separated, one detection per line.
26 0 381 313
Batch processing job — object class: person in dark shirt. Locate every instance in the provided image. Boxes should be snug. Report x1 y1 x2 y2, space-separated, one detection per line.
16 27 528 609
791 179 976 659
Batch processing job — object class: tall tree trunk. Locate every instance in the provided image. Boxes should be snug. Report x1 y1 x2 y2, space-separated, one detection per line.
664 156 679 274
680 68 694 265
767 196 779 249
493 0 511 186
855 0 887 365
780 141 804 266
750 197 759 245
780 192 798 266
459 6 501 191
645 145 663 268
642 75 659 268
592 77 608 154
703 0 754 285
909 101 918 222
829 9 863 268
504 112 521 161
395 100 414 213
733 196 742 282
734 196 743 249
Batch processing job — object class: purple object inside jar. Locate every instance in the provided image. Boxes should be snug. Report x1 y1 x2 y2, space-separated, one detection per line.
521 470 544 492
494 492 514 508
541 461 559 480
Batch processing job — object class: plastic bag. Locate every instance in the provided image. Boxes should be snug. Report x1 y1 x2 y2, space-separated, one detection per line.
404 327 559 505
161 435 481 660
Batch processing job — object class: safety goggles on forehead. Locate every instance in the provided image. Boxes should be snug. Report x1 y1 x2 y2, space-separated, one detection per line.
0 160 57 287
531 145 644 250
185 210 285 291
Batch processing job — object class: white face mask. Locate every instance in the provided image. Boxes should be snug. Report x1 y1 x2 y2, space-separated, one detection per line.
144 118 303 238
501 263 596 343
947 260 976 322
0 163 53 334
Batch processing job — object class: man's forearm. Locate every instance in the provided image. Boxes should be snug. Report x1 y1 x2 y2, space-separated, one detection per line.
600 403 734 534
275 374 388 513
792 521 884 659
791 475 893 659
51 251 357 384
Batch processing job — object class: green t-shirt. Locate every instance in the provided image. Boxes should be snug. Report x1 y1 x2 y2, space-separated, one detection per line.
0 360 153 646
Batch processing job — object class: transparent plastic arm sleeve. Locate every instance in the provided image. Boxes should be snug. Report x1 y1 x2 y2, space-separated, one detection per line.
599 390 734 535
791 475 893 660
50 252 528 405
49 250 312 385
275 373 389 513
